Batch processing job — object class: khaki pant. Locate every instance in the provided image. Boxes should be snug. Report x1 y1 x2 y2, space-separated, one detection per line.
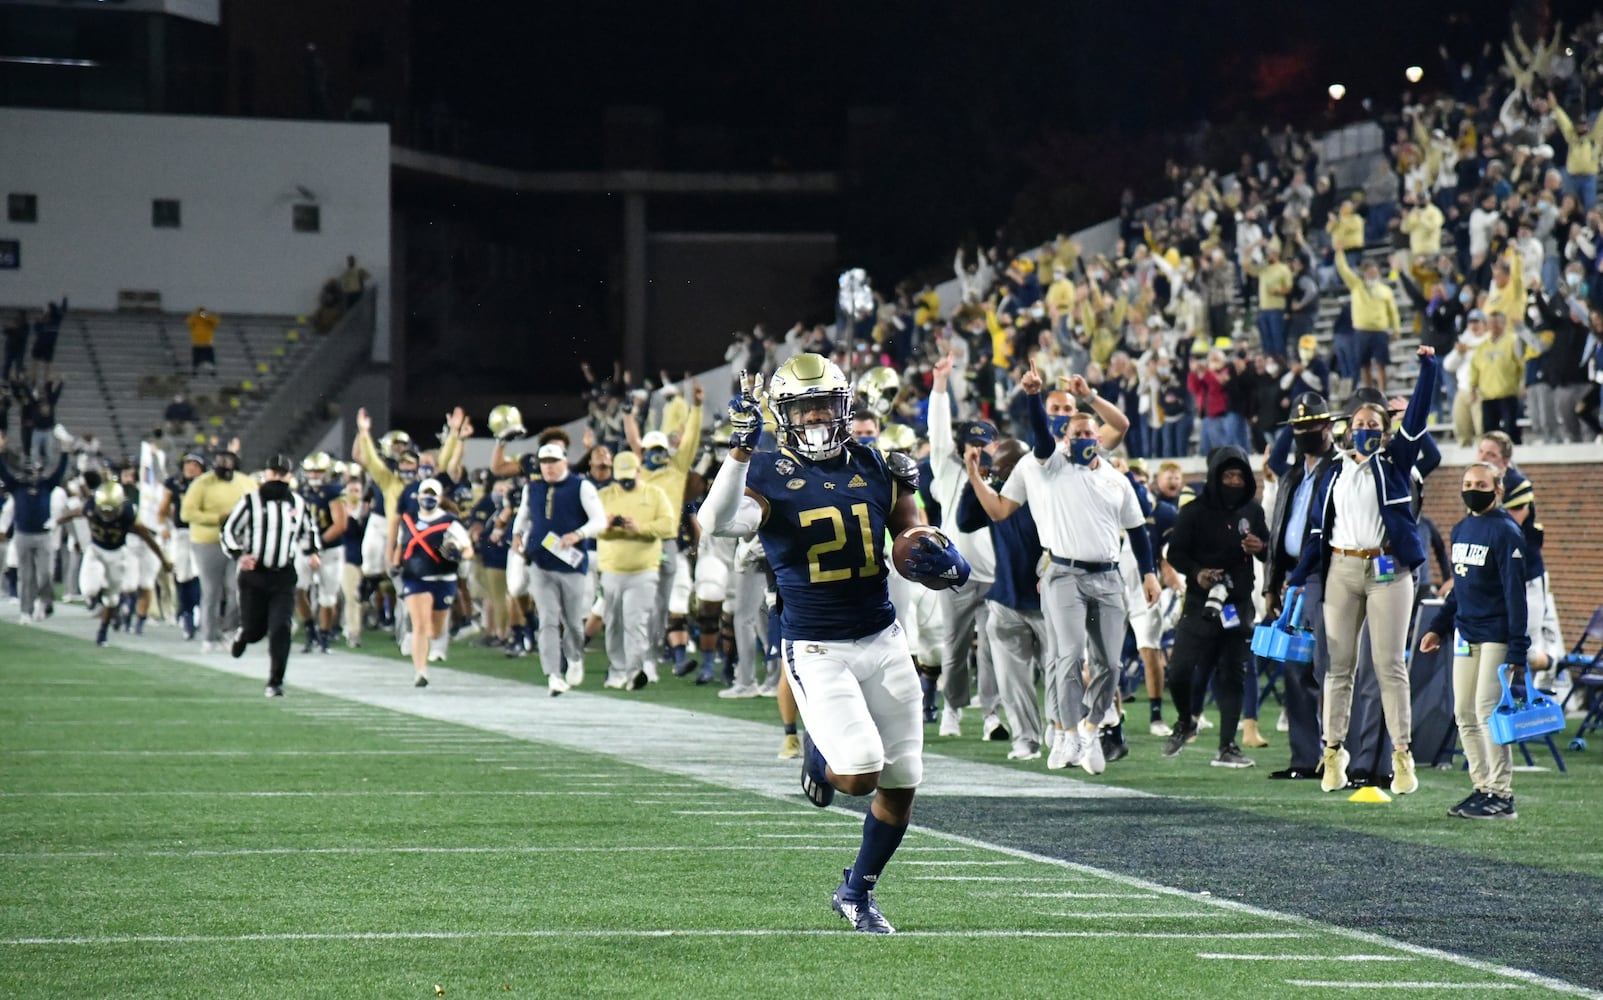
341 563 364 642
1322 552 1414 747
1455 641 1514 797
1452 387 1482 444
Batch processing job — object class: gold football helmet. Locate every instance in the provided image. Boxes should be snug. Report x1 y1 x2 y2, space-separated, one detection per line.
768 353 852 461
855 366 902 419
378 430 413 459
301 451 333 486
488 404 527 442
93 481 126 514
876 422 917 456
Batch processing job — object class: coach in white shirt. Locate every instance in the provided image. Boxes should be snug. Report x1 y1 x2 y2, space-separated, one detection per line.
926 349 1002 739
989 362 1159 775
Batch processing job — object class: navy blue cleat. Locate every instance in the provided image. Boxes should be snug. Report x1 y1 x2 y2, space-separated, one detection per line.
832 869 895 934
800 732 834 808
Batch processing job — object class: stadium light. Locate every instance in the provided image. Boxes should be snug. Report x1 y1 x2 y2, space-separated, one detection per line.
1328 83 1346 101
1405 66 1424 83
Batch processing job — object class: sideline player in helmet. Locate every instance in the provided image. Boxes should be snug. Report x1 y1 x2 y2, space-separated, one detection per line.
58 480 170 646
698 353 970 935
295 451 348 653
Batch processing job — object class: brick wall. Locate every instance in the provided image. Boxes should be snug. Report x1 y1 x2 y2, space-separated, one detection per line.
1420 462 1603 650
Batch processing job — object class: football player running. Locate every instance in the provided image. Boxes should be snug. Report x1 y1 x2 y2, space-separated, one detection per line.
699 353 970 935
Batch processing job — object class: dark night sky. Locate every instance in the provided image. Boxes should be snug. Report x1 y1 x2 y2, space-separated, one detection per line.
405 0 1567 273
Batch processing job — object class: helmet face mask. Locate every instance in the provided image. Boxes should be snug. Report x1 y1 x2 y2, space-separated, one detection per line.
770 354 852 461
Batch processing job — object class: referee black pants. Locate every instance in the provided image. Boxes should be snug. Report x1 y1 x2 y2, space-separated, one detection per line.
239 567 297 686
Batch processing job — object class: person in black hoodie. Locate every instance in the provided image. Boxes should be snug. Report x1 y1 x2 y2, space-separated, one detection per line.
1160 446 1270 767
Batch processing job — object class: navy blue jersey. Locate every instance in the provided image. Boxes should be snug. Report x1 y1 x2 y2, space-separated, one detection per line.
1499 466 1544 580
164 475 192 529
342 503 365 566
89 502 138 551
299 481 343 550
748 442 899 641
469 495 509 570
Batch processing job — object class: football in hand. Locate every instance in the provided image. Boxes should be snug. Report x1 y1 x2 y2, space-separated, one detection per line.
892 526 961 591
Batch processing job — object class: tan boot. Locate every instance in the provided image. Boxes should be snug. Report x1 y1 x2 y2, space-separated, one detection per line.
1241 718 1270 748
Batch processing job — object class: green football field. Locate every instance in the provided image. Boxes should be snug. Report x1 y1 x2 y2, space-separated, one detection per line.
3 615 1602 999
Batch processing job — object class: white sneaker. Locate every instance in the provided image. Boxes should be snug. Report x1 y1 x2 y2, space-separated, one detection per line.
602 677 627 690
981 713 1008 741
1048 729 1084 770
427 650 445 663
1390 749 1419 795
547 673 571 696
756 676 780 697
1149 720 1173 737
1276 707 1290 733
1007 739 1042 761
939 705 962 737
1100 702 1121 729
567 660 586 687
718 684 760 699
200 641 219 653
31 604 46 622
400 634 413 656
641 661 659 684
1046 730 1073 770
1079 723 1106 775
1196 713 1214 731
16 614 29 626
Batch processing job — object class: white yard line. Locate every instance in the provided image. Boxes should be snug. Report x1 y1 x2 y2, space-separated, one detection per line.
1198 954 1412 962
900 860 1023 866
14 614 1600 1000
1019 892 1161 899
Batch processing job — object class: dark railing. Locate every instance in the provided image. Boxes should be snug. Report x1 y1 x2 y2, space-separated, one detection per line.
236 291 375 467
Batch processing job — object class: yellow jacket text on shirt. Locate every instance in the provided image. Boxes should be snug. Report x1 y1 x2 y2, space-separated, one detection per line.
596 480 676 574
180 471 257 544
1333 251 1400 334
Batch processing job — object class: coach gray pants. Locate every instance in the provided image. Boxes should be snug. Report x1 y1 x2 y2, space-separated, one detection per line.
985 601 1047 747
729 565 771 688
1554 383 1592 443
531 567 588 678
602 570 657 685
940 581 998 715
193 540 240 643
1041 565 1127 731
13 532 53 616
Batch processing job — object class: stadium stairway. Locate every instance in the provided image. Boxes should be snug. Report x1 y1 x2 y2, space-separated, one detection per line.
10 308 314 462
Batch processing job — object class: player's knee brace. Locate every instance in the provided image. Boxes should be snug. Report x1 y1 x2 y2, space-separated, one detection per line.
667 614 689 637
695 604 721 639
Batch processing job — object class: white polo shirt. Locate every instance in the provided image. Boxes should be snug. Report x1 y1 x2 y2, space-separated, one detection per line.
1327 455 1386 551
1002 451 1144 563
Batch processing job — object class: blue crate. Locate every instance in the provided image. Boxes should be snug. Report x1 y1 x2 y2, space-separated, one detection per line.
1488 665 1567 746
1252 586 1316 666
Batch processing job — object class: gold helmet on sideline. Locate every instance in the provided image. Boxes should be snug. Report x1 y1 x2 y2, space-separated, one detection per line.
855 366 902 419
93 481 126 514
378 430 413 459
876 422 917 456
488 404 527 442
768 353 852 461
301 451 333 485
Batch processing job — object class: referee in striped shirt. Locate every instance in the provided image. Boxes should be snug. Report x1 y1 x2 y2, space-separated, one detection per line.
221 453 321 696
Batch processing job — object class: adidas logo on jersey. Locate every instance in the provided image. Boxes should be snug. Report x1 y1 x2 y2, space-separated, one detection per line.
848 475 867 488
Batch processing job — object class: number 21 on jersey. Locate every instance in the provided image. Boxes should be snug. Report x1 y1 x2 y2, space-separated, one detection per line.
798 503 879 584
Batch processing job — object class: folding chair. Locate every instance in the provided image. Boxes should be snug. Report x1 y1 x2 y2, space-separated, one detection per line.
1558 606 1603 738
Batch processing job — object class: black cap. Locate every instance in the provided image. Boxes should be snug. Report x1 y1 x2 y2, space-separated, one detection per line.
265 453 293 474
1289 392 1331 424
